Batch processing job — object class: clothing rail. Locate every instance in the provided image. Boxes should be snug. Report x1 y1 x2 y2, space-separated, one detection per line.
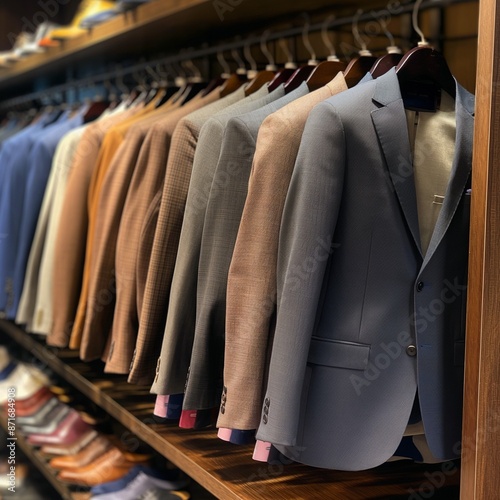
0 0 475 111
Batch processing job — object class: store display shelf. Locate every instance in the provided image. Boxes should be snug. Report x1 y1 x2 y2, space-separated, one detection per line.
0 319 461 500
0 0 371 92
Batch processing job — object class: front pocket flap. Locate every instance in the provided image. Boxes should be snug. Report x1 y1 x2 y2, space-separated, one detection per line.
308 337 371 371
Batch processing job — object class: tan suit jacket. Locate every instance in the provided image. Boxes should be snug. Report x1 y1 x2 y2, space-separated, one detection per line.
217 74 348 430
101 90 220 374
47 107 139 347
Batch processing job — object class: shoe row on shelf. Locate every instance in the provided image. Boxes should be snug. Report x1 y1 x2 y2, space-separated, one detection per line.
0 346 191 499
0 0 154 68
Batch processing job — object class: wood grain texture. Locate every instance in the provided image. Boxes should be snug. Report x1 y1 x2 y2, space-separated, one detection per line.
0 320 460 500
460 0 499 498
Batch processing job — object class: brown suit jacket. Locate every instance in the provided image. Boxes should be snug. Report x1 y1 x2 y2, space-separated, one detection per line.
47 107 139 347
217 74 347 430
102 91 220 374
75 102 182 361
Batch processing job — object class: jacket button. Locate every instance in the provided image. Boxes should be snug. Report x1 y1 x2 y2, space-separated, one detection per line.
263 406 269 415
263 414 268 424
265 397 270 406
416 281 424 292
406 345 417 356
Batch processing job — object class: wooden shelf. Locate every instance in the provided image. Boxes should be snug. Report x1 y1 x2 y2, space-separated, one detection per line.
0 0 386 94
0 319 461 500
0 410 90 500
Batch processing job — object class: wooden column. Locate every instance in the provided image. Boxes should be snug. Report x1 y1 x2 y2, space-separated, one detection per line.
461 0 500 497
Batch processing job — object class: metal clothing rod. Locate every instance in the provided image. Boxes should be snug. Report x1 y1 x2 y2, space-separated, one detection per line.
0 0 475 110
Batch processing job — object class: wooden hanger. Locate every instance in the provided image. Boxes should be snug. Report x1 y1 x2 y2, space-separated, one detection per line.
343 52 377 87
396 0 455 100
307 57 346 91
244 69 275 96
370 50 403 79
268 38 298 91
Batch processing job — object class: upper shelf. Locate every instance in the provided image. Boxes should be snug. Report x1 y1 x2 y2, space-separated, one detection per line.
0 0 383 93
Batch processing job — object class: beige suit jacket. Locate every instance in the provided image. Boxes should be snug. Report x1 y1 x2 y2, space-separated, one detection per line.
217 74 348 430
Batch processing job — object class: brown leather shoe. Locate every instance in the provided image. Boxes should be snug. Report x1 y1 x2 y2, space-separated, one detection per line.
27 409 92 446
57 447 150 486
10 387 53 417
48 433 111 468
42 429 98 457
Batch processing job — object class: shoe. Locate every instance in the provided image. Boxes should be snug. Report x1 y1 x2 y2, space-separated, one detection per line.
0 346 10 372
8 387 53 417
48 433 111 467
140 489 191 500
90 466 189 496
0 363 50 403
48 0 117 40
91 470 190 499
27 409 92 446
17 396 58 424
19 22 60 55
58 447 150 486
20 403 71 435
42 428 98 456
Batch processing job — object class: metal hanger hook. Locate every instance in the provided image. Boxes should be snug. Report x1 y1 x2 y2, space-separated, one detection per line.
181 55 203 83
412 0 428 46
243 38 258 78
278 37 297 69
321 14 340 61
260 30 277 71
352 9 371 54
301 13 318 64
217 50 231 78
231 44 247 75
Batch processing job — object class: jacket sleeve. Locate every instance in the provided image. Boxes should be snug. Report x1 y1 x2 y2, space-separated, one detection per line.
256 101 346 447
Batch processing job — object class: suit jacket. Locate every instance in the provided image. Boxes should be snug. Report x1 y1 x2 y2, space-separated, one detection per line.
8 111 84 320
218 73 348 432
48 107 139 347
183 83 309 412
128 85 247 386
102 90 220 374
0 112 63 315
16 125 86 331
255 69 474 470
149 84 284 397
76 102 182 362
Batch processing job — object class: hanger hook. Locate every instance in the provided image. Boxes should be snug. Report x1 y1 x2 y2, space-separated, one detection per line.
243 38 258 78
217 49 231 78
352 9 372 56
260 30 277 71
231 45 247 75
181 55 202 83
412 0 428 46
378 9 402 54
145 64 160 85
301 13 318 64
321 14 340 61
278 37 297 69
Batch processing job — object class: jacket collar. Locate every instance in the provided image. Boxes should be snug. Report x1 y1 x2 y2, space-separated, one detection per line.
370 68 474 265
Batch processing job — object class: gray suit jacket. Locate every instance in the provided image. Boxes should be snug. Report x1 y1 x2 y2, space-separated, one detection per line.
150 84 284 396
256 68 474 470
183 83 309 411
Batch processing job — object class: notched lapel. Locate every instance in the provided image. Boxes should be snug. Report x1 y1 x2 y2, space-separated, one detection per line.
370 70 422 256
421 83 475 269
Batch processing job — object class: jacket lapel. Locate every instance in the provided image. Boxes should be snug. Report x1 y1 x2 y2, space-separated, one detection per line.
421 82 475 270
370 69 423 257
